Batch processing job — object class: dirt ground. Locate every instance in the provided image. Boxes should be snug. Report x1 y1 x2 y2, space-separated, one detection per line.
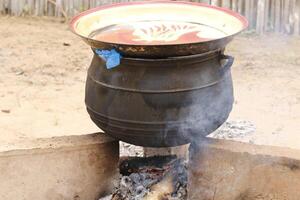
0 16 299 149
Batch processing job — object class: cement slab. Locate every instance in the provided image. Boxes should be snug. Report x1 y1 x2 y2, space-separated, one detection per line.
0 133 119 200
189 138 300 200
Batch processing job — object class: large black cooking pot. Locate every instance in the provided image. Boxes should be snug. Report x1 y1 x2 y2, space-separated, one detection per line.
86 50 234 147
71 1 248 147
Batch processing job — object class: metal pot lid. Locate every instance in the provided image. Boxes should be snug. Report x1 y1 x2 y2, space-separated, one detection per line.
70 1 248 57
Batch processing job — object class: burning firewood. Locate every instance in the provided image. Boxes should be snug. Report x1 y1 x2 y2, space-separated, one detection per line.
101 156 187 200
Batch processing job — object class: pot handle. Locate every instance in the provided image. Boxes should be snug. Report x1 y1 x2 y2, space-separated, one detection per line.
220 55 234 74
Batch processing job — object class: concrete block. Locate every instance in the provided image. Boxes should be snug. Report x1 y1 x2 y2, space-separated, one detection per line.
188 138 300 200
0 133 119 200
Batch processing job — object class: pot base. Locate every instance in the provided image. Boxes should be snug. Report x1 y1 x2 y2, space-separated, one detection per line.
87 107 231 147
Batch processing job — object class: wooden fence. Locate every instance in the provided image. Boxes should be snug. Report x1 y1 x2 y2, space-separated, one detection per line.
0 0 300 35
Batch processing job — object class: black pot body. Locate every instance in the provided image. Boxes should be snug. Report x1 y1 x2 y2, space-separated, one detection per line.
85 51 234 147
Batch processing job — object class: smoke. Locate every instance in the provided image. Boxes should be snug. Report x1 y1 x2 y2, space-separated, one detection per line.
161 64 234 147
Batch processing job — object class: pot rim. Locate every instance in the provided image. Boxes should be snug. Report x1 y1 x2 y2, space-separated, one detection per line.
70 1 248 47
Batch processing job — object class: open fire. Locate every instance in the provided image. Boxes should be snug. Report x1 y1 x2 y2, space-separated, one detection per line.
100 156 187 200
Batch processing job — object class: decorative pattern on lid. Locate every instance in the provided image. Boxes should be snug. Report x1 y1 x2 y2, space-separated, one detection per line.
91 21 227 45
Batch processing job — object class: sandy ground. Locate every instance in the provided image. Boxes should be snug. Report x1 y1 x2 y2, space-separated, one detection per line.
0 16 299 149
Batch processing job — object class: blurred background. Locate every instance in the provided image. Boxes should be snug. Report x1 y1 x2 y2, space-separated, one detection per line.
1 0 300 35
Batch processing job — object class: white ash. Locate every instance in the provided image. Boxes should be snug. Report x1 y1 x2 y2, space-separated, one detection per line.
112 173 154 199
120 142 144 157
100 195 113 200
208 120 256 143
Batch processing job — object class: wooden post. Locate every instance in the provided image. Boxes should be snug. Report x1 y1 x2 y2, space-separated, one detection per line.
49 0 55 16
275 0 281 32
18 0 24 16
55 0 62 17
264 0 270 32
44 0 48 15
1 0 5 14
0 0 4 14
237 0 243 15
64 0 68 16
210 0 220 6
256 0 265 34
270 0 275 31
83 0 89 11
250 0 256 30
0 0 8 14
283 0 290 33
232 0 238 12
10 0 17 15
295 0 300 35
245 0 252 29
90 0 95 8
70 0 74 17
222 0 231 8
34 0 39 15
40 0 45 16
26 0 32 15
199 0 210 4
